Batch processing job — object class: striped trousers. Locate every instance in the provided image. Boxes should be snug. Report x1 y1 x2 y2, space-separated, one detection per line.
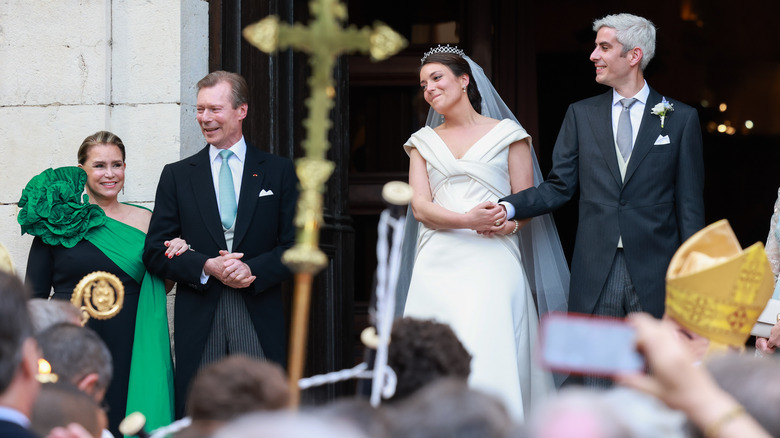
200 287 264 368
583 249 642 388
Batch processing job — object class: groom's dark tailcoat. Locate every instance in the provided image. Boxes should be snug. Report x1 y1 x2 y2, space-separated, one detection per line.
143 144 298 416
503 87 704 318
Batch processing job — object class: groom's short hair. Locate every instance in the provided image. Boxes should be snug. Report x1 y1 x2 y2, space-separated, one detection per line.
593 13 656 70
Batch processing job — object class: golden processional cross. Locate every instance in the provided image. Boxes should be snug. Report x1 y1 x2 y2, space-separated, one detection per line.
243 0 406 407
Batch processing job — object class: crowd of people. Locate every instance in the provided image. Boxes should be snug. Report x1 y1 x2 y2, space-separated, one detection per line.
4 10 780 438
1 267 778 437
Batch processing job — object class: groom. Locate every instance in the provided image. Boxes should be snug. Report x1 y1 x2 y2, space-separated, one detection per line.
501 13 704 321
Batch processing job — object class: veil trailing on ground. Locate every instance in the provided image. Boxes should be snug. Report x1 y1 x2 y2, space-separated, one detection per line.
395 55 570 320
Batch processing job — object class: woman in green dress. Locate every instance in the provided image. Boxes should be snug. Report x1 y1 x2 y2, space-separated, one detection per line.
20 131 184 436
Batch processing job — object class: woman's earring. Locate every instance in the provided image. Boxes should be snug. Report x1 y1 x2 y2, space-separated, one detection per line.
462 86 467 93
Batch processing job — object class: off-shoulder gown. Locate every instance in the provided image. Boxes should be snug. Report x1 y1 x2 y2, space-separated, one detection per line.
403 119 551 421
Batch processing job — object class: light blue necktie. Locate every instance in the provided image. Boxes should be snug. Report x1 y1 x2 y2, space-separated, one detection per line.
218 149 237 229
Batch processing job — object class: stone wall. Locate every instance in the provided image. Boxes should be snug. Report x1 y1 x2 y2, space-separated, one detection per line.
0 0 208 277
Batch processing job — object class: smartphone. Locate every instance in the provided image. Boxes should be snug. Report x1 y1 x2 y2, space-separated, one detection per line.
538 312 645 376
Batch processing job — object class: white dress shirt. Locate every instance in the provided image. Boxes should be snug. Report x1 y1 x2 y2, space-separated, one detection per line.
209 137 246 219
611 81 650 177
612 81 650 248
200 137 247 283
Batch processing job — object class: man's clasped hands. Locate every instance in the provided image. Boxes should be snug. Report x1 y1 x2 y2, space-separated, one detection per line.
205 251 256 289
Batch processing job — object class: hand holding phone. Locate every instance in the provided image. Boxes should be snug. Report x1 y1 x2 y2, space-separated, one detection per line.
538 312 645 376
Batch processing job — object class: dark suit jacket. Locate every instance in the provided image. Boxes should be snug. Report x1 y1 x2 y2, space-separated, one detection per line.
143 143 298 416
503 87 704 318
0 419 38 438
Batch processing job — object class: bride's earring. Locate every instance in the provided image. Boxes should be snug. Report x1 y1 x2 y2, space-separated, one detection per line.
462 85 467 93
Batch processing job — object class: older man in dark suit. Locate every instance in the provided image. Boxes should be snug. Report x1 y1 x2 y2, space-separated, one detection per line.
502 14 704 322
143 71 298 417
0 271 40 438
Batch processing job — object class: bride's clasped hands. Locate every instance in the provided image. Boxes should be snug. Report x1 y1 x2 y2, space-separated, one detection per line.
469 201 512 236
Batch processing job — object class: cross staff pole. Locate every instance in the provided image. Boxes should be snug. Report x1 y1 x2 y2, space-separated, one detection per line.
243 0 406 407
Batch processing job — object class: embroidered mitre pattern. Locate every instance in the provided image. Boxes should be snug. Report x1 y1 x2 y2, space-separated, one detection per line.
665 220 774 347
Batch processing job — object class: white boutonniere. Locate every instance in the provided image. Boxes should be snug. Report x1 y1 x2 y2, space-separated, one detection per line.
650 97 674 128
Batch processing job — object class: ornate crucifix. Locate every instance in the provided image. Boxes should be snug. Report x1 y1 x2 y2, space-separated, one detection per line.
243 0 406 407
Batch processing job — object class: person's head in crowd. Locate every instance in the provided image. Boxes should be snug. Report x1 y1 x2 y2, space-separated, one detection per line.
387 378 515 438
526 388 628 438
179 356 289 437
664 219 774 360
35 323 113 402
28 298 83 334
705 354 780 436
31 382 104 438
617 312 772 437
600 387 688 438
527 386 687 438
387 317 471 401
312 397 391 438
0 271 40 418
0 241 15 274
212 411 368 438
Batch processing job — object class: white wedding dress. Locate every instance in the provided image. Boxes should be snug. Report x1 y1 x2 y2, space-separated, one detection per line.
403 118 552 422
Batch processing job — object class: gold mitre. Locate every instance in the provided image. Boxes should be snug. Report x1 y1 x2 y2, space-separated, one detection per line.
665 219 774 347
0 242 14 274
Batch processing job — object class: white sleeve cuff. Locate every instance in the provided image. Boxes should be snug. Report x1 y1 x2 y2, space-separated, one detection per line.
200 270 210 284
499 201 515 220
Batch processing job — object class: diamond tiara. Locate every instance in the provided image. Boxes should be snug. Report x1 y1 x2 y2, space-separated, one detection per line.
421 44 465 64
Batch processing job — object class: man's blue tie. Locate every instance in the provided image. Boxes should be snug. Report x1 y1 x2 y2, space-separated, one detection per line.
218 149 237 229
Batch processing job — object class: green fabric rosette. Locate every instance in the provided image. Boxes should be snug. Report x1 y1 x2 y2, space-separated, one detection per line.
18 167 106 247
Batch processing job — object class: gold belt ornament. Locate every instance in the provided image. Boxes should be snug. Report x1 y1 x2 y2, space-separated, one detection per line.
71 271 124 324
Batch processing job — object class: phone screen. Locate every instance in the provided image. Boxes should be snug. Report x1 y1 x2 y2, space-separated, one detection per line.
538 312 645 376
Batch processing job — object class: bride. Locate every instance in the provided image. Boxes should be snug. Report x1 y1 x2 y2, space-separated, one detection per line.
399 46 569 421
